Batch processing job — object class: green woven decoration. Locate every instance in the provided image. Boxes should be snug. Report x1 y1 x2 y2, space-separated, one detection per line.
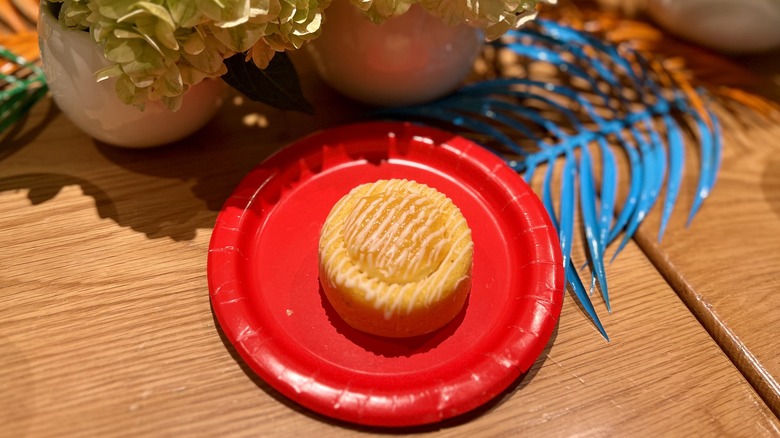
0 45 47 136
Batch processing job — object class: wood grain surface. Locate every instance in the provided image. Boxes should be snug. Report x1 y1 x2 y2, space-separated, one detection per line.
632 97 780 417
617 37 780 416
1 59 778 436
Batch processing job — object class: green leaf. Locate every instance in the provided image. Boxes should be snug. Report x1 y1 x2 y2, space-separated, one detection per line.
221 51 314 114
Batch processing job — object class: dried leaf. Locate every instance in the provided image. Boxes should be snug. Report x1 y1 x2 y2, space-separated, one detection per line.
221 51 314 114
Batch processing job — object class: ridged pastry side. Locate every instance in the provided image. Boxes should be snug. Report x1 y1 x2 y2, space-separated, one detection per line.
318 179 473 338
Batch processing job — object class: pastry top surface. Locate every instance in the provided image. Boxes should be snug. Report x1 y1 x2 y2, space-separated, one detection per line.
319 179 473 319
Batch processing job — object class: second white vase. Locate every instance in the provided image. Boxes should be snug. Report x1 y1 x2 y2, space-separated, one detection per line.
307 0 484 107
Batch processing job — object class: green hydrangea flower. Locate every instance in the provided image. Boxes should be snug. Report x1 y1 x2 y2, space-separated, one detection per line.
349 0 415 22
358 0 556 40
48 0 552 111
49 0 330 110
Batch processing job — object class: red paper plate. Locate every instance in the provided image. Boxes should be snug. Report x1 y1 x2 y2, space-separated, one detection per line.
208 121 563 427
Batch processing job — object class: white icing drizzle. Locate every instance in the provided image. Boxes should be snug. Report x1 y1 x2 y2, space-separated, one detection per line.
321 179 473 320
343 185 447 282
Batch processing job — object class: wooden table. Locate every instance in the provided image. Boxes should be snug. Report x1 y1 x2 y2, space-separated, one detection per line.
634 63 780 417
2 40 780 438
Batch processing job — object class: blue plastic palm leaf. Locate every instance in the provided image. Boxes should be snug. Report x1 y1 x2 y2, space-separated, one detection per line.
609 122 666 261
379 20 722 339
540 149 609 339
684 95 721 226
657 114 684 241
595 137 617 267
578 139 610 310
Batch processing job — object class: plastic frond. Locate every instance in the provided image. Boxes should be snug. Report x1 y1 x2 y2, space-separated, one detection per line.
578 139 610 311
377 20 722 339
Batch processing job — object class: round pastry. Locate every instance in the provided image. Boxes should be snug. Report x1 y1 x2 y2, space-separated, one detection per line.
318 179 473 338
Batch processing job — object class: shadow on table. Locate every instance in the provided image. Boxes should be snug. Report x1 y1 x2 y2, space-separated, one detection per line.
727 48 780 105
0 172 118 217
212 305 558 433
761 155 780 220
0 58 370 240
0 98 60 163
90 113 289 240
0 141 254 241
84 90 366 240
0 163 220 241
0 96 353 240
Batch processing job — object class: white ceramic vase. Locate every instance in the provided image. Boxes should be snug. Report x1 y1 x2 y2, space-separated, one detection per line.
307 0 484 106
38 2 224 148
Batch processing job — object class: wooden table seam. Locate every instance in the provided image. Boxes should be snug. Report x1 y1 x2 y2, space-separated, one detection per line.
633 228 780 419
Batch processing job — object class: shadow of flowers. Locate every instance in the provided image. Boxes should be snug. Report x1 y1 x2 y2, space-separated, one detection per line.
0 71 367 240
